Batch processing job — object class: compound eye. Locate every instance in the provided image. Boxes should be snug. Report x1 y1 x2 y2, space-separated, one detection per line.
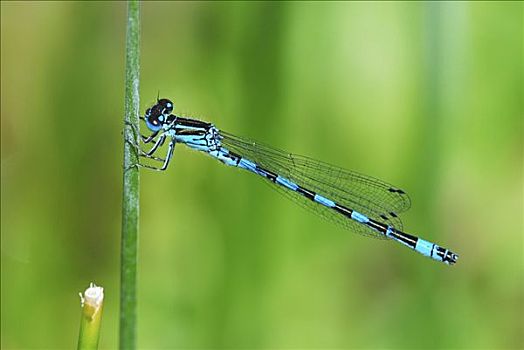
165 102 173 114
145 114 162 132
145 108 152 116
158 98 174 114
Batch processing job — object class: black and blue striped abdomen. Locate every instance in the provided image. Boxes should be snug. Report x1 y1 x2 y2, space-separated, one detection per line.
207 146 457 264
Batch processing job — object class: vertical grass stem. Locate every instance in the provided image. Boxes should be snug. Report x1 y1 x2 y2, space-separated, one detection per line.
120 1 140 349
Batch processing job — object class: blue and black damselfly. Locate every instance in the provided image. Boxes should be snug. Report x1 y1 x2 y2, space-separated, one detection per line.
128 98 459 265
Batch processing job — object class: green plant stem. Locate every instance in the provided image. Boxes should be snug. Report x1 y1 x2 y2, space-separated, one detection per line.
120 1 140 349
78 283 104 350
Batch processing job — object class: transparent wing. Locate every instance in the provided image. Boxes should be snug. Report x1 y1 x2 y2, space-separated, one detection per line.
220 131 411 239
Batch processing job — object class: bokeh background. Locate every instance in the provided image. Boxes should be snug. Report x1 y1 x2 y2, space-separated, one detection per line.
1 1 522 349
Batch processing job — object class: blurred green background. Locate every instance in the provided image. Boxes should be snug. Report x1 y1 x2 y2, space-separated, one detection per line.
1 1 522 349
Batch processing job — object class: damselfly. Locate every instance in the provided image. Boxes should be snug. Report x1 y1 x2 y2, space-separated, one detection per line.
128 98 459 265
